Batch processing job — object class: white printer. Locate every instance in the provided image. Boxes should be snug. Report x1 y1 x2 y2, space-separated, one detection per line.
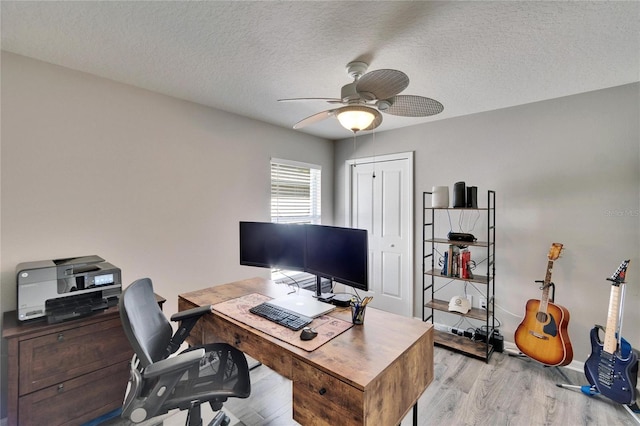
17 255 122 323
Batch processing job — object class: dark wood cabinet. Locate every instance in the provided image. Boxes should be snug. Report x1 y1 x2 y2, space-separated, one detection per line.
3 296 164 426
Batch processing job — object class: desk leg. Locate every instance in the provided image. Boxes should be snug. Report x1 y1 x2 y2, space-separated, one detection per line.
398 403 418 426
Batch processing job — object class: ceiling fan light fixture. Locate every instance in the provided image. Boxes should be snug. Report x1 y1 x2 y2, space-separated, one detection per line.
337 106 376 132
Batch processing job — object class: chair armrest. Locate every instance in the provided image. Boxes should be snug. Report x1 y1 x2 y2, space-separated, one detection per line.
166 305 213 354
170 305 212 322
143 348 205 379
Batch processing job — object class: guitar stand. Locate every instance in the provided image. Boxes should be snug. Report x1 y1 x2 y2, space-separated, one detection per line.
555 383 640 424
508 349 574 384
536 280 556 302
548 364 572 384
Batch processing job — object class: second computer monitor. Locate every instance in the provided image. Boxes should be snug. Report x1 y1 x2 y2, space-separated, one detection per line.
305 224 368 292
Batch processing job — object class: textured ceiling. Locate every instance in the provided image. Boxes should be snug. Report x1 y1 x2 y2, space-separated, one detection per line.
2 1 639 140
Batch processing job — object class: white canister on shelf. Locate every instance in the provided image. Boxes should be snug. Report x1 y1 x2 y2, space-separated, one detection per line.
432 186 449 208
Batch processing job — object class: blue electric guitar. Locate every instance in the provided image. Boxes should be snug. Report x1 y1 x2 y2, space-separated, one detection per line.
584 260 638 405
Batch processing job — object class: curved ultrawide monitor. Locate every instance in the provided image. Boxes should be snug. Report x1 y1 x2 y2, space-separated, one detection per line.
239 222 306 271
305 224 368 291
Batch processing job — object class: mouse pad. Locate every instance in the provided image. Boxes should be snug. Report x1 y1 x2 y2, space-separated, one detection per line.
212 293 353 352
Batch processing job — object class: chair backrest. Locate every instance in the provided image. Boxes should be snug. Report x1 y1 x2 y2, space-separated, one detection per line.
119 278 173 367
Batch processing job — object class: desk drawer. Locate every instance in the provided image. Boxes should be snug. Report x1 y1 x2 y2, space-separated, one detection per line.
292 358 363 426
18 360 129 426
203 315 293 378
19 317 131 394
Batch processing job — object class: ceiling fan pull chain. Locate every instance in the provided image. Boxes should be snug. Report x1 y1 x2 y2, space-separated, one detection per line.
352 132 357 167
372 130 376 179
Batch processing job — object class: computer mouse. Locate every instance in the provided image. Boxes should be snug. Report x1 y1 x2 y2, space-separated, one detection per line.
300 327 318 341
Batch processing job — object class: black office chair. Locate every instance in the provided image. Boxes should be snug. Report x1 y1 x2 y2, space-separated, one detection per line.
119 278 250 426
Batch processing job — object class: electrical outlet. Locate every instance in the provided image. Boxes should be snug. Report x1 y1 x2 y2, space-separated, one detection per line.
479 296 487 309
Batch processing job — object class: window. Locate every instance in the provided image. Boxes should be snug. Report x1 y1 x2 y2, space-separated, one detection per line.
271 159 321 225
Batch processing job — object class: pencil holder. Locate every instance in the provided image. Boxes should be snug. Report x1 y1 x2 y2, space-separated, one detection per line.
350 301 367 325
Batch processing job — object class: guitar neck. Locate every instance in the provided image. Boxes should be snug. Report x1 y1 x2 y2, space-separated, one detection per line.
603 284 621 354
539 260 554 310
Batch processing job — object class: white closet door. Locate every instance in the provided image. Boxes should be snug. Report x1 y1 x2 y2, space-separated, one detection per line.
347 152 413 317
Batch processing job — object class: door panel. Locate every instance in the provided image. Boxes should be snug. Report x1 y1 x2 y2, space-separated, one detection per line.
353 169 374 233
382 169 402 237
347 153 413 316
381 252 402 297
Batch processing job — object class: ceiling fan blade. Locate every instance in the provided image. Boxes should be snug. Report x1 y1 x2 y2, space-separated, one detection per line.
293 109 337 129
278 97 342 104
382 95 444 117
356 69 409 100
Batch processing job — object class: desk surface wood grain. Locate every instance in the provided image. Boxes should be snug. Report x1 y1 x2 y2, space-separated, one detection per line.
179 277 434 426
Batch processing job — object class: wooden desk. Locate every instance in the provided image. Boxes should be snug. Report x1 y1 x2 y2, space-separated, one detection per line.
179 277 434 426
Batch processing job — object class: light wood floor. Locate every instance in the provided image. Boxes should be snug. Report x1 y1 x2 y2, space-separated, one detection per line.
221 347 637 426
106 347 637 426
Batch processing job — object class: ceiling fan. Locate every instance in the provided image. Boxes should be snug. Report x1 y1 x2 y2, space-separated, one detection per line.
279 61 444 133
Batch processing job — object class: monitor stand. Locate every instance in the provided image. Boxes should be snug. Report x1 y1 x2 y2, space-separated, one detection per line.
330 293 352 307
313 275 334 303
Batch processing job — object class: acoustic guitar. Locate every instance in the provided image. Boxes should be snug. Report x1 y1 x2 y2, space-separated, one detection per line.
584 260 638 405
514 243 573 366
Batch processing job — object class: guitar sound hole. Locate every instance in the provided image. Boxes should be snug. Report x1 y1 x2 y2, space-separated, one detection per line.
536 312 548 322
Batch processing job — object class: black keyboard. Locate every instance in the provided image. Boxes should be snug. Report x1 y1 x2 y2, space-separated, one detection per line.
249 302 312 331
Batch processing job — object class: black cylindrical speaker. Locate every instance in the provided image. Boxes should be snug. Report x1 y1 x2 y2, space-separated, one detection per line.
453 182 466 207
466 186 478 208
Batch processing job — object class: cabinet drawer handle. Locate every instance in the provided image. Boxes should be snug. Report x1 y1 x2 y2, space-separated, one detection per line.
57 384 64 393
57 333 64 342
318 388 326 395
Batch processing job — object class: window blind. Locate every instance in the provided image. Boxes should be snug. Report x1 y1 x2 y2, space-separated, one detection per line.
271 159 321 224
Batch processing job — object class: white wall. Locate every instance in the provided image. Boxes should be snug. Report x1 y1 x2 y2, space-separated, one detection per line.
334 82 639 365
0 52 334 417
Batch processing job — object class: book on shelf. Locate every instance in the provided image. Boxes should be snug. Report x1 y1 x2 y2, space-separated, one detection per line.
448 245 459 277
460 249 473 279
441 245 473 279
441 251 448 275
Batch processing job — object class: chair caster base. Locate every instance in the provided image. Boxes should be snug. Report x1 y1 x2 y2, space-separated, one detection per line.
207 411 230 426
